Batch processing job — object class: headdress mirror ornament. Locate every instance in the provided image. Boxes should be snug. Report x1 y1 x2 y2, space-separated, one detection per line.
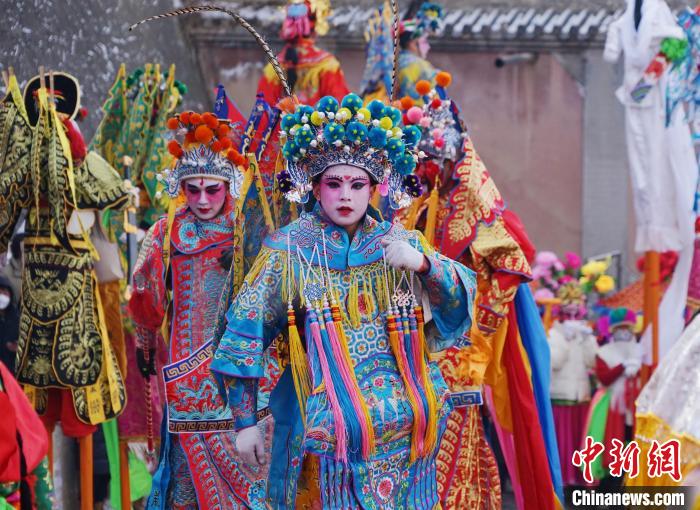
157 111 246 199
277 93 423 208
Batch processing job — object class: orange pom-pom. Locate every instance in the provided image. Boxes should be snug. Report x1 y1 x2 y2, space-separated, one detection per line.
217 124 230 138
415 80 432 96
235 154 247 166
400 96 414 110
211 140 223 153
167 140 182 156
184 131 196 144
220 137 232 150
190 112 202 125
203 112 218 129
194 125 214 144
435 71 452 88
180 111 191 124
166 117 180 130
226 149 239 162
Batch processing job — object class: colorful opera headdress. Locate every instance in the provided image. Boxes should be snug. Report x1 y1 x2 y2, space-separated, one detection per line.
282 0 332 39
400 1 445 39
399 72 467 163
157 111 247 199
276 93 424 208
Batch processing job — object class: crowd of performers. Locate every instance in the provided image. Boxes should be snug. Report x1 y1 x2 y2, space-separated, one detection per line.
2 0 700 509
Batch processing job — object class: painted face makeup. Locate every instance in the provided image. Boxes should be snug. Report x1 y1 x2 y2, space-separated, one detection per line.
183 177 228 220
314 164 373 233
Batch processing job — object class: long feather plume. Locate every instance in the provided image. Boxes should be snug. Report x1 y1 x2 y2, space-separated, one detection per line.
390 0 400 100
129 5 291 97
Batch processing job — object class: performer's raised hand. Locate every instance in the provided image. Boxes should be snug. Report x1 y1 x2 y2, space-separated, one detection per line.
236 425 267 467
382 239 430 273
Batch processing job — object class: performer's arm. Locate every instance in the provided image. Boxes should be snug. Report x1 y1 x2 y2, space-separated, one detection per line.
128 221 168 353
595 355 624 386
413 233 476 351
469 215 532 333
211 246 287 429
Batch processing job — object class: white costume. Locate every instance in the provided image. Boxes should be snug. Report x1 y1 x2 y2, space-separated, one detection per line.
548 320 598 402
604 0 698 363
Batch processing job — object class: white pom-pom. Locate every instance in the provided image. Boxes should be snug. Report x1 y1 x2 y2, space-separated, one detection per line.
280 130 288 138
155 191 163 199
354 139 361 145
328 112 335 120
343 145 351 153
310 140 318 148
418 151 426 158
300 148 307 155
317 134 324 141
334 140 343 147
357 113 365 121
372 119 380 127
302 124 311 131
156 173 163 182
318 111 326 119
301 115 309 123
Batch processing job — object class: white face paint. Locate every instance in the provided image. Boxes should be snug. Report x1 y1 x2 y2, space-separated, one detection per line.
183 177 228 220
0 294 10 310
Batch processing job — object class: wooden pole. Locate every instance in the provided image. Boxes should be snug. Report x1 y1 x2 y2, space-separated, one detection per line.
79 435 93 510
119 441 131 510
46 426 53 478
641 251 661 385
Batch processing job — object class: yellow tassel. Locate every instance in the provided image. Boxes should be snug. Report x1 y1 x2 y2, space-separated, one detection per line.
424 176 440 246
416 306 439 454
348 277 361 329
362 278 375 319
287 308 310 425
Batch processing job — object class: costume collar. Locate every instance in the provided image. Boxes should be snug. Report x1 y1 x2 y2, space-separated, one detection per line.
170 205 235 254
265 203 414 270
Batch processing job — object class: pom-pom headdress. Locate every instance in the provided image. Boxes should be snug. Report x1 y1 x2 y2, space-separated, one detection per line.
399 72 466 163
157 111 246 199
277 93 424 208
400 1 444 40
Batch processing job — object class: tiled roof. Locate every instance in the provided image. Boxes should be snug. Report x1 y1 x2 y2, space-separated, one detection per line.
181 1 629 49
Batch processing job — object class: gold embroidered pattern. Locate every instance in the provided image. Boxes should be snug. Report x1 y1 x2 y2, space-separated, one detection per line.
443 140 504 254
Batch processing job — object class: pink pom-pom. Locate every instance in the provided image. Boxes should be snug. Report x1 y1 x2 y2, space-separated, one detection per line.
406 106 423 124
419 117 431 128
379 178 389 197
431 128 444 139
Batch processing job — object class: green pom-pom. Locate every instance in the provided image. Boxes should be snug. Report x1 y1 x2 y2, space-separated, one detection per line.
295 105 314 124
368 127 388 149
323 122 345 143
403 125 422 148
661 37 688 63
282 140 300 159
295 125 315 148
395 152 416 175
385 106 402 127
386 138 406 161
316 96 339 113
341 93 363 114
367 100 386 120
346 121 368 143
281 114 297 132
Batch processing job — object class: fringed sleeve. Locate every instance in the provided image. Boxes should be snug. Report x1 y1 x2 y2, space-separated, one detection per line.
211 246 288 429
415 232 476 351
127 219 168 350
